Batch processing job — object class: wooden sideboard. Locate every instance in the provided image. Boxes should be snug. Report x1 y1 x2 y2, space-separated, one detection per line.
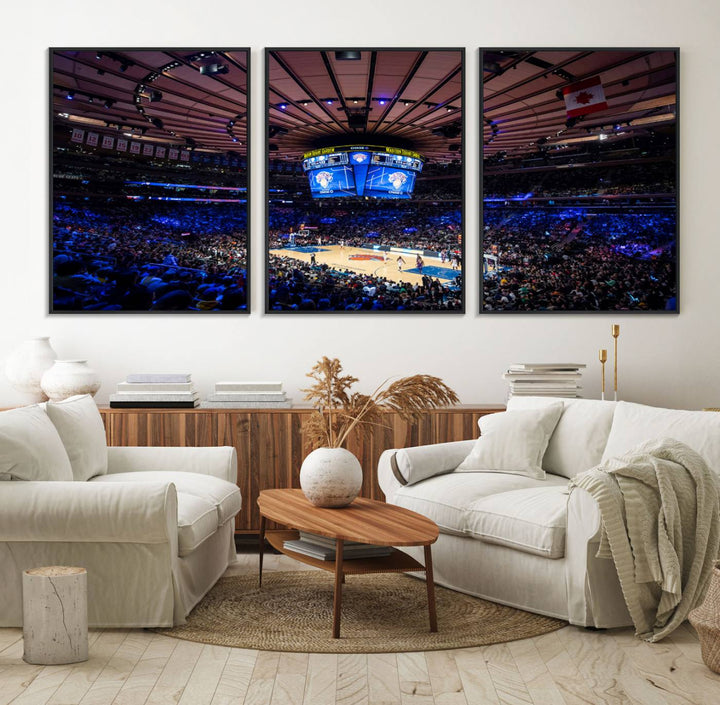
99 405 504 533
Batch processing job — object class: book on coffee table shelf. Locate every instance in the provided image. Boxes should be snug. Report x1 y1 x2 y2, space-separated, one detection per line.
283 532 393 561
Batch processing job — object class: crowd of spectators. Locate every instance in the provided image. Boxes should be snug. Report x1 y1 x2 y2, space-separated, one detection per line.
268 255 461 311
484 161 675 201
269 200 462 254
483 206 677 311
52 200 247 311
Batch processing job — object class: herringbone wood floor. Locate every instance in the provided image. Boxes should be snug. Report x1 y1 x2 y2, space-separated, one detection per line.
0 553 718 705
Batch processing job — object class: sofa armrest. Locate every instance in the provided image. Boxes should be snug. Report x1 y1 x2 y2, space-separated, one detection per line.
378 440 475 500
106 446 237 483
0 481 177 545
567 486 602 543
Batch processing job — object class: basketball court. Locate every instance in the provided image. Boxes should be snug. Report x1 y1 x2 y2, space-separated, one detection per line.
268 244 461 288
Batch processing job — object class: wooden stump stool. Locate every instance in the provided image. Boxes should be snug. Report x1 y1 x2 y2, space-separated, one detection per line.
22 566 88 665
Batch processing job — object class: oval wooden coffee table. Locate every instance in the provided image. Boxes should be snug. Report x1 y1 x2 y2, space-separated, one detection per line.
257 488 439 639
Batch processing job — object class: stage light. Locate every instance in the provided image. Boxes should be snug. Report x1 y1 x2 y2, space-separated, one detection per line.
278 103 287 110
150 90 163 102
378 99 386 106
335 51 361 60
325 99 333 105
66 91 75 100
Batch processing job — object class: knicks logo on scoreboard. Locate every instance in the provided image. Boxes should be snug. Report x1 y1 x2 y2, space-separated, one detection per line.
315 171 333 188
352 153 368 163
388 172 408 190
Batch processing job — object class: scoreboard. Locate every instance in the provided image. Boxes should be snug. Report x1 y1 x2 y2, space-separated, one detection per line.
302 145 424 199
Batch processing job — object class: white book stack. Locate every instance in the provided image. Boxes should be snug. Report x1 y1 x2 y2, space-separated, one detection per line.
200 381 292 408
109 373 199 408
502 363 586 400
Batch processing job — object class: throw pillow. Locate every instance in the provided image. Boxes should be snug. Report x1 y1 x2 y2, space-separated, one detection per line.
508 396 616 478
45 394 108 481
0 405 73 481
456 404 564 479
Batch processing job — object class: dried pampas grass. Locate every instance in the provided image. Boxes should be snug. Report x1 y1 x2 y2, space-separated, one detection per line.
302 356 459 450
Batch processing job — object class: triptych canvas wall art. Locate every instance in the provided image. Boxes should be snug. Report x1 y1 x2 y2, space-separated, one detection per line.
49 47 677 314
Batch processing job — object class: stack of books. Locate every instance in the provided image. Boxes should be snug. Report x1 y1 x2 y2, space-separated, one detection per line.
109 373 199 408
502 363 586 399
283 531 393 561
200 381 292 408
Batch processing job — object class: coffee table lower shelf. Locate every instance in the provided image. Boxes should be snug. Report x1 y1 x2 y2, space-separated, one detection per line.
265 529 425 574
260 529 437 638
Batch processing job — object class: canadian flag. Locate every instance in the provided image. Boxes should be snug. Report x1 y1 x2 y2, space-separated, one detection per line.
562 76 608 118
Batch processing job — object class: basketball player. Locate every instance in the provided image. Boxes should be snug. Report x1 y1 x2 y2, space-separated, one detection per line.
397 255 405 271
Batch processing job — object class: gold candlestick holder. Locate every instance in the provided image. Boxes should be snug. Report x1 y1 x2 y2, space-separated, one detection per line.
599 349 607 401
611 324 620 401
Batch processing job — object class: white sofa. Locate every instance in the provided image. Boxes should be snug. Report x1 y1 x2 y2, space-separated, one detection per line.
0 395 241 628
378 397 720 628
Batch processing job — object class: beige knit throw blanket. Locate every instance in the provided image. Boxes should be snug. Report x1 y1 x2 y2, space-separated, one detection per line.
570 438 720 642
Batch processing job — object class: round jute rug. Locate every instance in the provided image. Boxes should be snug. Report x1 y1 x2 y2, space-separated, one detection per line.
155 571 566 653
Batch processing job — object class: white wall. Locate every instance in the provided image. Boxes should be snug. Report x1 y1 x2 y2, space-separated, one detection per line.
1 0 718 410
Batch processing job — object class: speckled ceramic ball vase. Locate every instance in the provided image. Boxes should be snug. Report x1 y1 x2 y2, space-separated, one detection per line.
40 360 101 402
299 447 363 508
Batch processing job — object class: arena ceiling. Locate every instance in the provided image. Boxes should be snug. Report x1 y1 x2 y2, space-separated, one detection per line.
482 49 677 160
52 49 249 155
267 49 463 163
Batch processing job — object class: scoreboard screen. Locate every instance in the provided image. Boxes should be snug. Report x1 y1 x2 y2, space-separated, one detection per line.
302 145 424 199
364 166 417 199
307 165 356 198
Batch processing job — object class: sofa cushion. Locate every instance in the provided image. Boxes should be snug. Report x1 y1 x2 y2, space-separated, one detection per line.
176 492 220 556
0 405 73 481
392 440 476 486
91 471 241 525
601 402 720 476
508 396 616 478
466 486 570 558
45 394 108 481
393 471 568 536
456 404 563 479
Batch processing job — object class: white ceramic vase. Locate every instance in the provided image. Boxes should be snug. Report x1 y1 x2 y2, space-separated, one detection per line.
299 447 363 508
40 360 101 402
4 337 58 402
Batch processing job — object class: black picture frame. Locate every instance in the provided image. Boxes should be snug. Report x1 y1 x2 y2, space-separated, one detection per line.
265 47 465 314
480 48 679 313
50 48 250 313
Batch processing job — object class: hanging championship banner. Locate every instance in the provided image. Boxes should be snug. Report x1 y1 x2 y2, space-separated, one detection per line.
168 147 179 160
155 146 166 158
71 128 84 143
86 132 99 147
116 138 128 152
130 141 141 154
180 150 190 162
102 135 114 149
142 143 154 156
